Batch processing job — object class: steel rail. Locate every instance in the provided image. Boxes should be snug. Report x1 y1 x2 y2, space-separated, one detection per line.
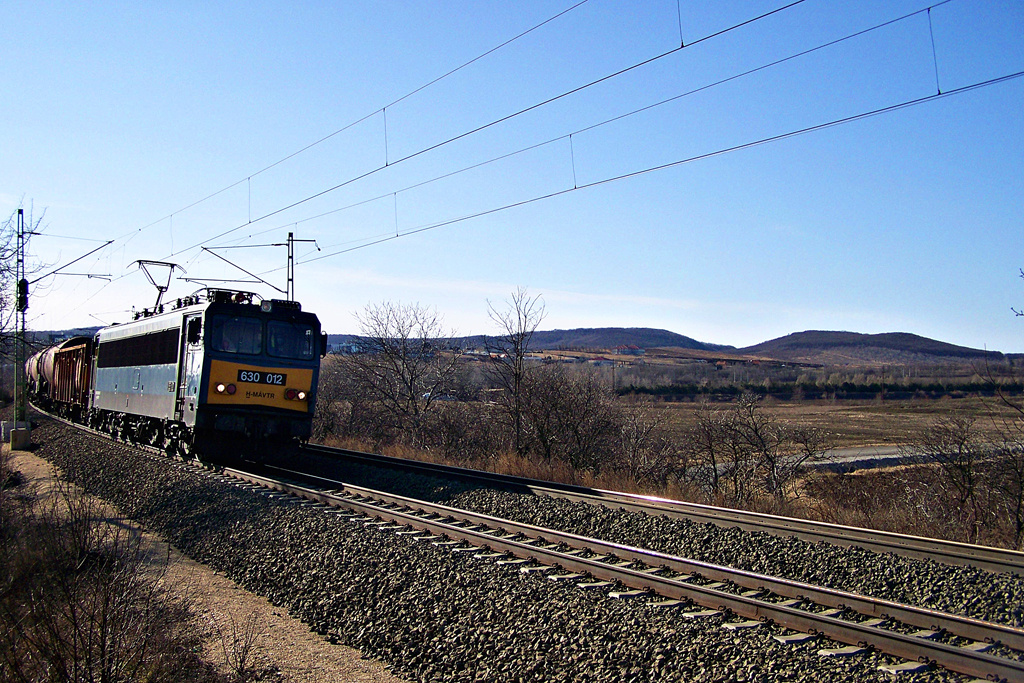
260 464 1024 651
227 465 1024 682
302 443 1024 576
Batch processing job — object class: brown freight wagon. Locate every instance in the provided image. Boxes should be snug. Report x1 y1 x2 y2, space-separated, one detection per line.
51 336 95 420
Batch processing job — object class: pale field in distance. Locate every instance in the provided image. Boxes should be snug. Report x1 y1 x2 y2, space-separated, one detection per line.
647 396 1021 450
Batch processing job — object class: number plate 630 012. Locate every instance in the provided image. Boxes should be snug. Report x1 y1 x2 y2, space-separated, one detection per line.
237 370 287 385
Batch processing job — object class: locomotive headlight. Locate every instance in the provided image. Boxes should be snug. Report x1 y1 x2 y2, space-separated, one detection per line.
297 391 307 401
216 383 226 393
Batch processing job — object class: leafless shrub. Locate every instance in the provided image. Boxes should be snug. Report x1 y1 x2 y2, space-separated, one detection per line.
681 402 735 502
970 346 1024 548
900 415 985 512
206 608 265 683
344 302 463 439
806 461 1020 548
990 442 1024 549
611 400 688 489
894 413 1020 545
0 476 215 682
416 400 505 464
520 365 620 473
0 447 12 489
681 396 832 510
314 356 401 448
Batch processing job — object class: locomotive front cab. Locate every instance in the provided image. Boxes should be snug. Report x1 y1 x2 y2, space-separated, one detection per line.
188 295 325 461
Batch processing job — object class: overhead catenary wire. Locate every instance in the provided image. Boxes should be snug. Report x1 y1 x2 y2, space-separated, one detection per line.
74 0 813 305
927 7 943 94
68 0 1014 315
161 0 809 263
236 0 955 258
287 69 1024 268
109 0 594 248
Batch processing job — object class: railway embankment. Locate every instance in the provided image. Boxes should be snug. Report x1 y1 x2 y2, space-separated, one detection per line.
2 417 398 683
26 413 1022 682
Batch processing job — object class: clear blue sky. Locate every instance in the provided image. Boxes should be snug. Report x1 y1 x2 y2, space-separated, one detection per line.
3 0 1022 351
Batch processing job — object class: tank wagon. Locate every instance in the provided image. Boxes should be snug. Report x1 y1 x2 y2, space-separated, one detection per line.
27 289 327 463
27 335 94 421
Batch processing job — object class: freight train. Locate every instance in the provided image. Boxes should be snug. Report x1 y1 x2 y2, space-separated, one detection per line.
26 288 327 463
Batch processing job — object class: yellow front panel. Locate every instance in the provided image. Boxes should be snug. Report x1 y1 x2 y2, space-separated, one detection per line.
207 359 313 412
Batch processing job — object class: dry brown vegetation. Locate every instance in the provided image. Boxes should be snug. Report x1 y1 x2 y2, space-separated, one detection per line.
316 385 1024 549
0 454 206 682
0 446 281 683
315 299 1024 550
807 454 1024 550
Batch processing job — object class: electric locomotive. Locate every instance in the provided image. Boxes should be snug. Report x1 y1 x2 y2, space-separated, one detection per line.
31 288 327 463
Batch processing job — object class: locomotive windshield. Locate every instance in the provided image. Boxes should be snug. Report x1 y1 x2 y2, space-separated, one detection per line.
267 321 315 360
209 316 262 355
207 313 315 359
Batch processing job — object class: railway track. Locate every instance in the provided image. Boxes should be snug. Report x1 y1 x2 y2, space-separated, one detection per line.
216 462 1024 682
302 443 1024 576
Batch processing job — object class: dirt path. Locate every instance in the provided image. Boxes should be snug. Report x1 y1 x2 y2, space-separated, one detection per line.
5 446 404 683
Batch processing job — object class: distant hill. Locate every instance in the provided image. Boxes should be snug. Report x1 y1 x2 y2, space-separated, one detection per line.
329 327 727 353
319 328 1009 365
39 326 1003 366
523 328 726 352
739 331 1002 365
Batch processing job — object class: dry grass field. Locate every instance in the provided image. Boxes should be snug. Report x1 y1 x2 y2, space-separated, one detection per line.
644 395 1022 450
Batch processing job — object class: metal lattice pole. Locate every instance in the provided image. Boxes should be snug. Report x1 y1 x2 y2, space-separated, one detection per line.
15 208 26 425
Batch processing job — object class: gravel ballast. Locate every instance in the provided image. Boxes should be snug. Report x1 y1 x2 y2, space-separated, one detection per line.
30 416 993 682
322 457 1024 629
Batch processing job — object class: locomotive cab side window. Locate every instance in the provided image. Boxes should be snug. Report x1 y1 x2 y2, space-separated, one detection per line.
267 321 315 360
209 315 262 355
186 318 202 344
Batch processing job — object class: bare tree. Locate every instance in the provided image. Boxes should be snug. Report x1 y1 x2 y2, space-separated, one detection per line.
683 396 831 508
613 400 687 488
344 302 463 440
521 365 619 473
486 287 545 455
901 414 988 540
729 396 832 504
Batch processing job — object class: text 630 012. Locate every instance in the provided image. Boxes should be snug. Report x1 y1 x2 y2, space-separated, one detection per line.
237 370 286 385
